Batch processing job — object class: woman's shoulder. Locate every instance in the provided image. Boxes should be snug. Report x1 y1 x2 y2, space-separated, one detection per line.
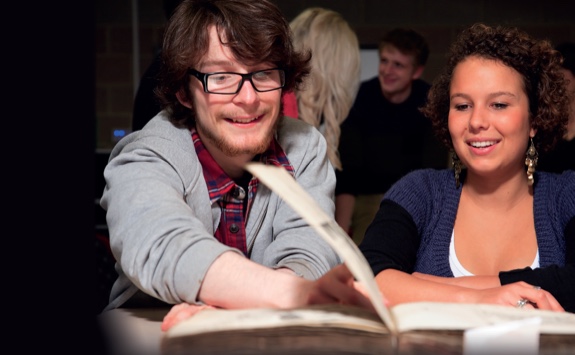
396 169 453 187
383 169 456 225
536 170 575 191
535 171 575 219
386 169 454 201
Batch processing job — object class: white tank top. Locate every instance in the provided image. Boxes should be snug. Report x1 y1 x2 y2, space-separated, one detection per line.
449 230 540 277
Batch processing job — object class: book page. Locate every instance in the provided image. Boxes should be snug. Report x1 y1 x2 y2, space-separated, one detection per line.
245 163 575 336
245 162 398 334
167 305 389 339
391 302 575 334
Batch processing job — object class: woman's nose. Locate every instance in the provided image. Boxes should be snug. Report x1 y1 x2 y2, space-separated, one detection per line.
468 106 489 131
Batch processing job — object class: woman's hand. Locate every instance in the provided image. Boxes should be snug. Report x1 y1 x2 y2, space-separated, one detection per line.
466 281 564 311
412 273 564 311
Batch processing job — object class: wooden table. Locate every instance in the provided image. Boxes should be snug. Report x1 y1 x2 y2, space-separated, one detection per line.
97 308 575 355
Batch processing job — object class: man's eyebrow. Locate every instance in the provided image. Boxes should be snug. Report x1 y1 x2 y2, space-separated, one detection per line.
199 60 236 69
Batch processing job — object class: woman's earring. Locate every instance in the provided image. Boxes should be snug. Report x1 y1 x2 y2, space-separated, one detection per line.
451 151 462 188
525 137 538 187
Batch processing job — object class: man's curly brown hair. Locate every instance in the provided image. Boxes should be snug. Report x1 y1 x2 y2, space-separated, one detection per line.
421 23 569 154
156 0 311 128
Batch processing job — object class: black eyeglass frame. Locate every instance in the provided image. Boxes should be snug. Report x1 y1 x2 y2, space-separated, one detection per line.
188 68 285 95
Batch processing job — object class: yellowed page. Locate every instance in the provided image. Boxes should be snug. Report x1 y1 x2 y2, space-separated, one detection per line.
245 162 397 334
167 305 389 339
391 302 575 334
245 163 575 336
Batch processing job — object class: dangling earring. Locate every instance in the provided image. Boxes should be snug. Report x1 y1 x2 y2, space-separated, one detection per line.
525 137 538 187
451 151 462 188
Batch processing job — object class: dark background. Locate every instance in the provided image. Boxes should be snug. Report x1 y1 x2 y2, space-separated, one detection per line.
95 0 575 151
85 1 575 353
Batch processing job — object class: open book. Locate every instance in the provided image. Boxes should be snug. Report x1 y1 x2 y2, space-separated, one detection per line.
162 163 575 353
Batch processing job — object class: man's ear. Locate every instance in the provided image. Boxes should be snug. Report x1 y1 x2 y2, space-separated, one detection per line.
176 90 193 109
412 65 425 80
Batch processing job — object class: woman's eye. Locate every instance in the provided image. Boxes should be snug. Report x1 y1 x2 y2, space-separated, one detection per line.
492 103 508 109
454 104 470 111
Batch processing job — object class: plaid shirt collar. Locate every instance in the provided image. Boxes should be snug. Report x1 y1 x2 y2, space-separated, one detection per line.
191 128 294 202
191 127 294 255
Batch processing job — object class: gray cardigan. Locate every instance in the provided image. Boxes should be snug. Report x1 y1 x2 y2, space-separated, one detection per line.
100 112 341 310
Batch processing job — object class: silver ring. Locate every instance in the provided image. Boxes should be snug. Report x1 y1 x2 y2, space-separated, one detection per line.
533 286 541 290
516 299 529 308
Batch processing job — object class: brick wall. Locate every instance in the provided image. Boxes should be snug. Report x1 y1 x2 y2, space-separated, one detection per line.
96 0 575 150
96 0 164 150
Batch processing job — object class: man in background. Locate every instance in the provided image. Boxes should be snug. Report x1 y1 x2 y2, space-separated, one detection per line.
335 28 448 245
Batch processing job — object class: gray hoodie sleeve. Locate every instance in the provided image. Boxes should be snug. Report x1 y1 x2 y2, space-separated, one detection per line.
248 117 341 279
100 114 341 309
101 114 242 308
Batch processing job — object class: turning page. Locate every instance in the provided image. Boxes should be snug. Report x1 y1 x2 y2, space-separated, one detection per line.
245 162 398 334
245 163 575 335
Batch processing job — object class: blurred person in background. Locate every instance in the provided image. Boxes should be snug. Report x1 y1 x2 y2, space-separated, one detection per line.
538 41 575 173
335 28 447 245
288 7 361 171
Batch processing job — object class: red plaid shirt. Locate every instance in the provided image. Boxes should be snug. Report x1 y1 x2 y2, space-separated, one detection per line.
192 128 294 255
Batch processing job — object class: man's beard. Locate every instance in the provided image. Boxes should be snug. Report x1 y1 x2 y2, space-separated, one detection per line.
196 117 280 157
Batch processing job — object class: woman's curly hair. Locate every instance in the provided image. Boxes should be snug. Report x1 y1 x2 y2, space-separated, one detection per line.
421 23 569 154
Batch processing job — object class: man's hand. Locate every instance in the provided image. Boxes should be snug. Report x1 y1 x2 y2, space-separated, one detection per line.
302 263 376 311
161 303 216 331
161 264 378 331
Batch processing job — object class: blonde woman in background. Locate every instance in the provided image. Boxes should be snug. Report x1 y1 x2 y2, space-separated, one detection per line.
289 7 361 171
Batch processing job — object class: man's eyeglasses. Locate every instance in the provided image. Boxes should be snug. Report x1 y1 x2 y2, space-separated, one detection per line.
188 68 285 95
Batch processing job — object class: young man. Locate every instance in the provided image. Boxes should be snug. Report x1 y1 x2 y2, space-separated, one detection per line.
100 0 370 314
335 28 448 245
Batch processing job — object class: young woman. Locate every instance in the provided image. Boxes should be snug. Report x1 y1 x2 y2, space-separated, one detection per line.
288 7 361 171
360 23 574 312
